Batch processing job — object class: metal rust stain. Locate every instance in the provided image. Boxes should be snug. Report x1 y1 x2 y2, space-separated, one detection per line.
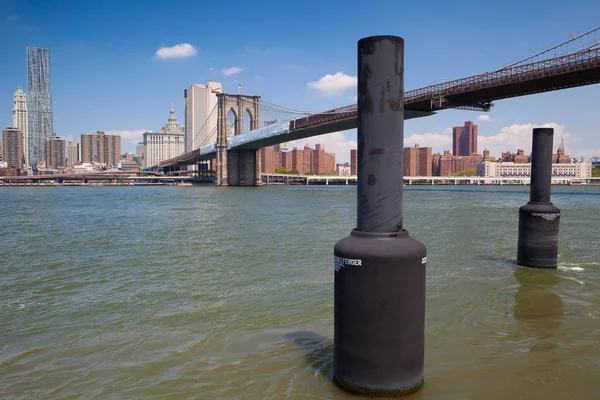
379 86 386 113
367 174 377 186
388 99 403 111
369 148 384 156
386 79 391 92
358 63 372 100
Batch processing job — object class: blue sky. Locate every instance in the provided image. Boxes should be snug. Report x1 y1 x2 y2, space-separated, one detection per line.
1 0 599 162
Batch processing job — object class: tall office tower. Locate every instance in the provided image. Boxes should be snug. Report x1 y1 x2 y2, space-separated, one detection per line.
27 46 53 167
67 141 80 166
46 136 66 169
81 131 121 166
2 127 24 168
452 121 478 156
12 84 29 168
184 81 221 152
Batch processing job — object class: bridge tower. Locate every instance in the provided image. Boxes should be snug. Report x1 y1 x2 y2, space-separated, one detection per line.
215 93 261 186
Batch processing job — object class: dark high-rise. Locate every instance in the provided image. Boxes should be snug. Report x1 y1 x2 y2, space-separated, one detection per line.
2 127 24 168
27 46 53 168
452 121 478 156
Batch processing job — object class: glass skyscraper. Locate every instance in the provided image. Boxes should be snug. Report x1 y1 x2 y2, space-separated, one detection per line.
27 46 53 168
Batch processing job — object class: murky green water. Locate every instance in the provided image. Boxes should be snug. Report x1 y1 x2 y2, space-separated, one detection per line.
1 185 599 399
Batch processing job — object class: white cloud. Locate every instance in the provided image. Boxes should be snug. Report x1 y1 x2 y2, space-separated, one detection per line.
155 43 197 59
7 15 18 22
477 114 491 121
443 127 452 134
287 131 357 163
209 67 214 72
307 72 357 96
479 123 570 157
349 95 358 102
222 67 244 76
404 133 452 151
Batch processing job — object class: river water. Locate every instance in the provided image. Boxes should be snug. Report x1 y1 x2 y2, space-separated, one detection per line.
1 185 599 399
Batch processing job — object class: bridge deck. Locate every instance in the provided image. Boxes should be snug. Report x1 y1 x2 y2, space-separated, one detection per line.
160 48 600 169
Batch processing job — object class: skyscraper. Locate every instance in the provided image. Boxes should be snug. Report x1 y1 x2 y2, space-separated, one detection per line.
185 81 221 152
67 142 80 166
2 127 24 168
46 136 66 169
13 84 29 168
27 46 53 168
452 121 478 156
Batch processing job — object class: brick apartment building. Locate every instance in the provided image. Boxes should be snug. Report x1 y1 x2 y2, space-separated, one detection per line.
404 144 432 176
260 144 336 174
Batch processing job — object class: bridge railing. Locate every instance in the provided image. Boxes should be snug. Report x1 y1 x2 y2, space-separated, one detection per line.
200 143 216 155
404 48 600 102
291 104 357 131
228 121 290 148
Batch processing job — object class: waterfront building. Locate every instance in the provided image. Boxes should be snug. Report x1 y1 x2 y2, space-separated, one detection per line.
478 161 592 178
66 142 80 166
312 144 336 175
260 146 279 173
46 136 66 169
281 152 292 172
2 127 24 168
81 131 121 167
121 153 134 162
553 138 571 164
27 46 53 167
259 143 336 174
350 149 357 176
404 144 432 176
291 147 304 174
337 163 351 176
12 84 29 168
136 142 145 168
118 160 139 172
185 81 221 152
440 155 483 176
452 121 478 156
142 105 185 169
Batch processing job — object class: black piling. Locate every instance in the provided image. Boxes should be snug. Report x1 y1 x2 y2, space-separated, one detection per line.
333 36 427 396
517 128 560 268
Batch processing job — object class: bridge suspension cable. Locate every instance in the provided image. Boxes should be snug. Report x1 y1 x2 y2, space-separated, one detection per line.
184 103 218 153
495 25 600 71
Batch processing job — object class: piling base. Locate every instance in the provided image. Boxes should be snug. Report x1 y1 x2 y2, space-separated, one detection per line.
517 202 560 268
333 229 426 396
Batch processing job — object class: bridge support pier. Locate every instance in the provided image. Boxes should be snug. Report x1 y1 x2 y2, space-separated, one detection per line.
517 128 560 268
215 148 262 186
226 149 261 186
333 36 426 397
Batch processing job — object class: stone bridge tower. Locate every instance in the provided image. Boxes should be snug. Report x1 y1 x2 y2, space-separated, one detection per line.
215 93 261 186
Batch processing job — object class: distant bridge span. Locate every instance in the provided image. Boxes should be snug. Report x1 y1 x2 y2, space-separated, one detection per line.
159 40 600 185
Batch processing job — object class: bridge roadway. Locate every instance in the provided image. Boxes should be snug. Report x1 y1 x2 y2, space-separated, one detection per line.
0 172 193 185
261 173 600 186
160 47 600 170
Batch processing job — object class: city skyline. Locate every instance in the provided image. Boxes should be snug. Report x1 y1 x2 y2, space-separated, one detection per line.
1 1 599 162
